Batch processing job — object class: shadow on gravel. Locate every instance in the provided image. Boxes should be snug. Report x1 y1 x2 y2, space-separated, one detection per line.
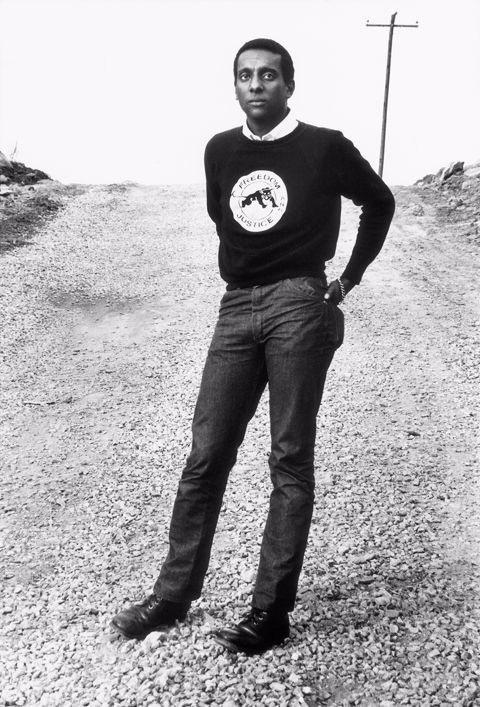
294 559 479 704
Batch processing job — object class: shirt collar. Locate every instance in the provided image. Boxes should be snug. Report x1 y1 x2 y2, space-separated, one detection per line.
242 110 298 142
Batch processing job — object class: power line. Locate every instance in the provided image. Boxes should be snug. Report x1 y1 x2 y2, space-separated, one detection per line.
367 12 418 178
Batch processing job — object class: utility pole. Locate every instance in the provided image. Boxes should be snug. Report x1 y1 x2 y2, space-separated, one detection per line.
367 12 418 177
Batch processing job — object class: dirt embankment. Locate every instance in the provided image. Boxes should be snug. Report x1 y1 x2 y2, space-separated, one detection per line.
407 159 480 245
0 154 87 251
2 155 479 253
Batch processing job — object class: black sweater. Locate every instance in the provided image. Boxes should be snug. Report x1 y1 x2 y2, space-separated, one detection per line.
204 122 395 288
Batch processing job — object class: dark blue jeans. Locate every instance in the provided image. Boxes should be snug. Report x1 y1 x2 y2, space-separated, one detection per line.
154 276 344 612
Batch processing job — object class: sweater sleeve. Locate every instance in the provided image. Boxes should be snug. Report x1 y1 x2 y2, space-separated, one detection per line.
204 138 222 226
332 133 395 284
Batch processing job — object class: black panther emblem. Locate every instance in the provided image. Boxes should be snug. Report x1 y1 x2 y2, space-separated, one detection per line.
241 187 278 209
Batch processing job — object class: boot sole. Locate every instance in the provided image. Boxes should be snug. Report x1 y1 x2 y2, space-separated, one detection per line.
213 631 287 655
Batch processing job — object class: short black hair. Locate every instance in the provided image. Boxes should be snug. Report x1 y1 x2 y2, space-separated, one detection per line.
233 38 295 84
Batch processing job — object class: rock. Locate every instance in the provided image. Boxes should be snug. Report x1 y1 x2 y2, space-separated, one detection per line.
440 161 464 182
375 592 393 607
240 568 255 583
386 609 401 618
141 632 165 651
354 551 378 564
415 173 435 185
410 204 424 216
0 150 12 169
0 159 50 185
358 575 376 585
0 174 10 184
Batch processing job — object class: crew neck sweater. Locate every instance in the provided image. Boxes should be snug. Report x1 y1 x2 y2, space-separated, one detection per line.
204 121 395 288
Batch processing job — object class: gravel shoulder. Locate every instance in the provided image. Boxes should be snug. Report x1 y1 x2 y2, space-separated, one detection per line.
1 182 479 706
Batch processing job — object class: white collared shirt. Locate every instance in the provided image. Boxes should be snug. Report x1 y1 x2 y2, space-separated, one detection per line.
242 110 298 142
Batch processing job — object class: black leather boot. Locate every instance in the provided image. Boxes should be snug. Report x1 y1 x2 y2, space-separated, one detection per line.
214 608 290 654
111 594 190 639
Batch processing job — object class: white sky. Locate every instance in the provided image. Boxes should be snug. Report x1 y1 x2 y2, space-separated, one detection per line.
1 0 479 186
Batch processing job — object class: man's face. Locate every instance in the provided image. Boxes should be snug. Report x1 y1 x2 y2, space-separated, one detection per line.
235 49 294 129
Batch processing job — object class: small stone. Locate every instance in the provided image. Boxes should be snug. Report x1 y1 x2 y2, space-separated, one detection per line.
358 575 376 585
354 551 378 563
240 568 255 583
386 609 400 619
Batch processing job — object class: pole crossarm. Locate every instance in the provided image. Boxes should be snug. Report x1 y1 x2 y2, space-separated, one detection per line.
367 12 419 177
367 23 419 28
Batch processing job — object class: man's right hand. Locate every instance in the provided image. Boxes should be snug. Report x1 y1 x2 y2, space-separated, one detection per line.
323 277 353 305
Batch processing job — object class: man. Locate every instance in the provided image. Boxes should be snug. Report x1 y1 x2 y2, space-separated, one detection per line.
112 38 395 654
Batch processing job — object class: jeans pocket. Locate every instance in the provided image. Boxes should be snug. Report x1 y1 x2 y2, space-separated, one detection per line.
328 301 344 349
220 287 243 305
283 276 327 298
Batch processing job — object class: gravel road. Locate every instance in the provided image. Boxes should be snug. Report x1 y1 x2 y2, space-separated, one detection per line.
1 182 479 706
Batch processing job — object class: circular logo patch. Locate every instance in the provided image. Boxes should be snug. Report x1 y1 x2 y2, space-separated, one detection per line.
229 170 288 232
